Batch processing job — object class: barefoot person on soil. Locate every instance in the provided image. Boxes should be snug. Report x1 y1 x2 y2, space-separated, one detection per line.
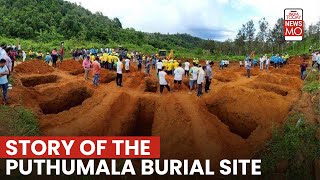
188 63 198 94
83 56 91 81
205 62 213 93
197 65 206 97
92 57 101 87
0 59 10 105
173 63 184 91
159 67 171 94
116 58 123 87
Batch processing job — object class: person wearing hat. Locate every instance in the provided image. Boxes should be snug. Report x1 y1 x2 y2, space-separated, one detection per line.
0 59 9 105
83 56 91 81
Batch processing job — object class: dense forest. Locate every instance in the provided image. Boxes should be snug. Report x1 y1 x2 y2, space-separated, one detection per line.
0 0 319 59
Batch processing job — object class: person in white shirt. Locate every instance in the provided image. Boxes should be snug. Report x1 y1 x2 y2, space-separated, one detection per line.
173 63 185 91
22 51 26 62
317 53 320 70
239 61 243 67
197 65 206 97
265 56 270 71
156 60 163 74
259 56 264 70
158 67 171 94
124 58 130 73
188 63 199 94
184 60 190 77
116 58 123 87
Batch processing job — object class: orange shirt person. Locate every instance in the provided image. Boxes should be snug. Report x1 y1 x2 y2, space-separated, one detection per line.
92 57 101 87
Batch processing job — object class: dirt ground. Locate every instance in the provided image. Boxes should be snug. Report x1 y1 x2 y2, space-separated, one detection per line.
8 57 308 167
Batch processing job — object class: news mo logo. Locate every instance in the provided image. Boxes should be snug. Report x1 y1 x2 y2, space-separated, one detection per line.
284 8 303 41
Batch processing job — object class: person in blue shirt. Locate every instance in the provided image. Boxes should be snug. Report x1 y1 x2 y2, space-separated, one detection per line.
273 55 279 69
279 56 284 68
45 53 52 64
90 48 95 55
245 60 251 78
152 58 156 69
219 60 224 70
0 59 10 105
253 59 258 67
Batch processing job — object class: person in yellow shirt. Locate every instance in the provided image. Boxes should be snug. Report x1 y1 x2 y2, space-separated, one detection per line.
167 61 174 75
28 50 34 59
90 55 95 62
173 60 179 70
107 55 112 70
162 59 168 69
112 56 119 70
284 53 289 65
100 53 108 68
127 53 131 59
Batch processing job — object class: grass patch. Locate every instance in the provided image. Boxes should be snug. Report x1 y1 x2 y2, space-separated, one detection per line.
257 113 320 179
303 69 320 94
303 81 320 93
0 106 40 136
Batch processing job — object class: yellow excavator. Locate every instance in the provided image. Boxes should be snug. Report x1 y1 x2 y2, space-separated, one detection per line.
157 50 174 59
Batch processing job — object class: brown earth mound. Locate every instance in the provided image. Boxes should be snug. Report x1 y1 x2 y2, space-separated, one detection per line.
256 73 302 89
100 69 116 83
20 75 59 87
58 60 84 75
145 77 158 92
15 60 54 74
289 56 304 65
214 71 238 82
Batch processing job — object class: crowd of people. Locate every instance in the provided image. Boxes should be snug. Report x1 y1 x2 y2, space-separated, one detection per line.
1 42 320 105
79 50 214 97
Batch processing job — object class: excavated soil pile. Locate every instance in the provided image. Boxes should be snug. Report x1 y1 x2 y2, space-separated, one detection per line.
290 56 304 65
145 77 158 92
214 71 238 82
21 75 59 87
256 73 302 89
100 69 117 83
15 60 54 74
59 60 84 75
